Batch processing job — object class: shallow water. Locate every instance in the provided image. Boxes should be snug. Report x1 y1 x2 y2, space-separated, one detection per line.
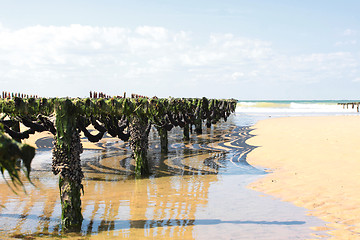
0 115 329 239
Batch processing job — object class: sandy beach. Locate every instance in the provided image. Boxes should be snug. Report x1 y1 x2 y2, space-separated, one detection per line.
246 116 360 239
1 118 331 239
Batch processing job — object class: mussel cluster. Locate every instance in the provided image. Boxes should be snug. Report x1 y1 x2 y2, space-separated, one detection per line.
129 117 151 155
149 97 236 132
0 94 237 176
52 131 84 185
0 115 56 140
77 115 130 142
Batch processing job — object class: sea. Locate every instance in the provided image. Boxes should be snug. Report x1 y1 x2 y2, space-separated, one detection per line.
235 100 360 126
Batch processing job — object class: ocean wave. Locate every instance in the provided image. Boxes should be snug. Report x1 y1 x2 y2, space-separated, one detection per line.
236 101 359 113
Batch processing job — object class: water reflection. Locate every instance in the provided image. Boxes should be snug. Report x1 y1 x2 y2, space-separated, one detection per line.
80 121 263 179
0 116 328 239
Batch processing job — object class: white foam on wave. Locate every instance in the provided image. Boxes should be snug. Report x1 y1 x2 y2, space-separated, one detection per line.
236 101 359 113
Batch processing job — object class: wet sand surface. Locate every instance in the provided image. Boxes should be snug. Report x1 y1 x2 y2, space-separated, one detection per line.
247 116 360 239
0 116 328 239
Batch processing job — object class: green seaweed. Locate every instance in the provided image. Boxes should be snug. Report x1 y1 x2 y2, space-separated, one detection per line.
0 124 35 191
0 95 238 229
59 176 83 231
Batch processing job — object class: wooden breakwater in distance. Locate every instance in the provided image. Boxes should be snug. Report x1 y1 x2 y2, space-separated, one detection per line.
0 91 238 231
338 102 360 112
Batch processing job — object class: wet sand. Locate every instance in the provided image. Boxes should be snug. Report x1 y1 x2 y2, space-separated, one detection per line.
247 116 360 239
0 118 329 239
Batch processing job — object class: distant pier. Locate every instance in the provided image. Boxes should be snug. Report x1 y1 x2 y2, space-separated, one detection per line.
338 102 360 112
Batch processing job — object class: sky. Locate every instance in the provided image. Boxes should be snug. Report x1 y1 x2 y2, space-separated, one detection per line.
0 0 359 100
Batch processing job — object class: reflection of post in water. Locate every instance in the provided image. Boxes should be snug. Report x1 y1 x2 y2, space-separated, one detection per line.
128 174 218 239
89 192 121 234
36 188 58 233
98 197 120 232
0 183 13 209
79 179 133 236
128 178 147 233
85 199 101 234
12 193 36 233
0 177 60 236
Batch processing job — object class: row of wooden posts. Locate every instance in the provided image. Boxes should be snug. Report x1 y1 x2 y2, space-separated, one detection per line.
1 91 148 100
89 91 148 99
1 91 39 99
0 94 237 231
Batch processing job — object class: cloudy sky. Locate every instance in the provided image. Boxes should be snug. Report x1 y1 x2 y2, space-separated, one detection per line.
0 0 359 99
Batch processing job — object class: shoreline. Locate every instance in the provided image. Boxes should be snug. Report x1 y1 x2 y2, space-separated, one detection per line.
1 118 331 239
246 115 360 239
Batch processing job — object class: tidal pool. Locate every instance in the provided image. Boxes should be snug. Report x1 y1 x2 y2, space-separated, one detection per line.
0 115 329 239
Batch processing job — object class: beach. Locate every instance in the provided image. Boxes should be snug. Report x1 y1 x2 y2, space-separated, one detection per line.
246 115 360 239
0 115 330 240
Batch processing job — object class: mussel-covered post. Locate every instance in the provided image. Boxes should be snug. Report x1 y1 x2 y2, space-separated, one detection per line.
156 127 168 154
129 116 150 176
52 99 84 230
194 118 202 134
183 124 190 141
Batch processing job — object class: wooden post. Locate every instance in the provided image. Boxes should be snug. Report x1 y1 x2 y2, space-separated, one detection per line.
194 118 202 135
52 100 83 231
156 127 168 154
183 124 190 141
129 116 150 176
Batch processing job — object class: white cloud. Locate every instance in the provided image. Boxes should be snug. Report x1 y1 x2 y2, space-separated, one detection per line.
343 29 357 36
135 26 168 41
335 40 357 46
0 23 359 98
231 72 244 79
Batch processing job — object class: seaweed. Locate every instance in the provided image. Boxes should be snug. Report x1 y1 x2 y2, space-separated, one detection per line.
0 93 238 229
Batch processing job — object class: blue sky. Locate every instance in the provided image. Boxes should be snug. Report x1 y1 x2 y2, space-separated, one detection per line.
0 1 359 99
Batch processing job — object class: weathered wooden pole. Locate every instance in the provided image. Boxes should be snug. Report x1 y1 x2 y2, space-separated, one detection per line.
183 124 190 141
129 116 150 176
52 99 83 231
194 118 202 134
156 127 168 154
